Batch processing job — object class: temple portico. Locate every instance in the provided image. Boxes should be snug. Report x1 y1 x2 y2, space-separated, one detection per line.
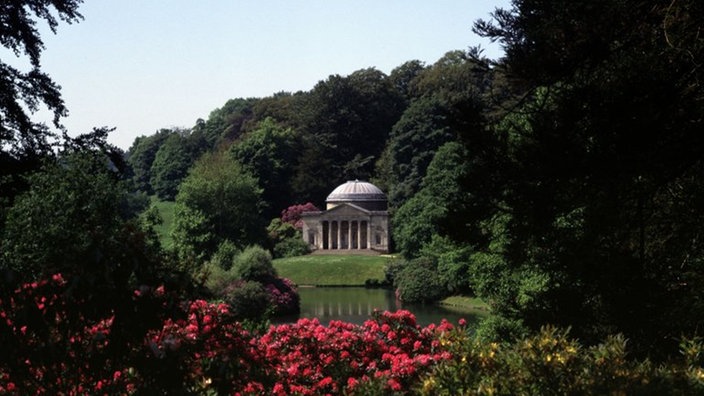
301 180 389 253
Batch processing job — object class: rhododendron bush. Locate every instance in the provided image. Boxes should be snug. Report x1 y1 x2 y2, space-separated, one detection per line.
4 273 704 394
0 273 453 394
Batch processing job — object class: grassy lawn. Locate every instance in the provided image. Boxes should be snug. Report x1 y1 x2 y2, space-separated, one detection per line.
273 254 391 286
150 197 176 249
440 295 490 311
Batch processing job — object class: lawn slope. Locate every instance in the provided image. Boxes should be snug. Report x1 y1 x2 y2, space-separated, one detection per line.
273 254 390 286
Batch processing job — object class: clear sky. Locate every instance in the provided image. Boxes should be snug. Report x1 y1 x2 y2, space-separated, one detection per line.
12 1 510 150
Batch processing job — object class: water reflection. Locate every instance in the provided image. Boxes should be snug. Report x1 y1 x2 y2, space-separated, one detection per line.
278 287 488 327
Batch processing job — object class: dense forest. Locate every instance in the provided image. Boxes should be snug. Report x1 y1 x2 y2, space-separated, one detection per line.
2 0 704 393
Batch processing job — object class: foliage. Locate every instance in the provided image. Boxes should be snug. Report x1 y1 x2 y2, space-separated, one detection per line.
388 60 427 102
0 0 86 222
263 277 299 316
419 325 704 395
376 96 455 208
220 280 272 320
230 117 299 219
172 152 264 264
232 245 277 282
392 141 472 259
125 129 172 194
420 235 474 295
376 51 490 209
394 257 446 303
292 68 405 202
198 97 259 148
0 151 161 288
464 0 704 356
267 211 313 258
202 245 299 318
209 239 239 271
0 0 82 160
150 130 206 200
4 273 704 395
273 237 310 259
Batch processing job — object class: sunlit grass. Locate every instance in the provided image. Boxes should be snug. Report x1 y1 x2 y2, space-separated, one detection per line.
150 197 176 249
273 254 391 286
440 295 489 311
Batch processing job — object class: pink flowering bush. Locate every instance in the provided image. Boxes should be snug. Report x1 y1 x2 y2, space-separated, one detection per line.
248 310 453 395
6 273 701 395
0 274 135 394
281 202 319 230
264 277 299 315
0 273 453 395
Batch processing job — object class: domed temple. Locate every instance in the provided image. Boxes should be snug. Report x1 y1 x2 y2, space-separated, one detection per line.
301 180 390 253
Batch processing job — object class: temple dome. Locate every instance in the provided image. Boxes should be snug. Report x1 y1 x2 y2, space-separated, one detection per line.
326 180 387 210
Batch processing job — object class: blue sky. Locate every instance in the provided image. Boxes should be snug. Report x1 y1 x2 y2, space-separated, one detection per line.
12 1 509 149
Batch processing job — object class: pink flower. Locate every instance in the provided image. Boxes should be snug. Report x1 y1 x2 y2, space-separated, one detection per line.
316 376 333 388
347 377 358 389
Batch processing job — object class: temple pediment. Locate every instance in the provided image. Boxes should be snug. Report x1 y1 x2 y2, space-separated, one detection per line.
323 203 371 217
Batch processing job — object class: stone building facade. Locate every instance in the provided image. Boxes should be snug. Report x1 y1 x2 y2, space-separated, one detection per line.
301 180 389 253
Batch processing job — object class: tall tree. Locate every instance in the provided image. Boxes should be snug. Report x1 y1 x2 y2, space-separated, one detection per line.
230 117 298 220
293 68 404 202
172 152 264 265
126 129 172 194
149 129 207 200
0 148 161 288
376 51 491 210
470 0 704 356
0 0 84 211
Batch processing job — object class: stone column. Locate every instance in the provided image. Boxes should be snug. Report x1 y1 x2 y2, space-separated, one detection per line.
326 221 332 250
347 221 352 250
336 220 341 250
367 220 372 249
356 221 361 250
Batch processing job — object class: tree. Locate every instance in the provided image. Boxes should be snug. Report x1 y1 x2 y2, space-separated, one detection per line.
172 152 264 264
388 60 427 102
0 0 84 213
376 52 491 209
376 97 455 209
392 142 472 257
292 68 405 201
0 149 161 289
149 129 207 200
230 118 298 219
201 97 259 148
125 129 172 194
469 0 704 356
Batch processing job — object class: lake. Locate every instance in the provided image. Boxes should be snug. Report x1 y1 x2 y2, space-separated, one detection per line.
277 287 488 327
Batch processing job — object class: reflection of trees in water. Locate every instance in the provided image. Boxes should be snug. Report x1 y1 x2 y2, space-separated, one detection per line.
296 288 484 326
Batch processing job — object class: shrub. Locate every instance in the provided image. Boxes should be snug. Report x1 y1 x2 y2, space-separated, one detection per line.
394 257 445 303
201 261 236 293
267 218 310 258
383 258 406 285
273 237 310 258
221 280 272 320
281 202 319 230
233 245 277 281
210 240 239 271
417 325 704 395
264 277 300 315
